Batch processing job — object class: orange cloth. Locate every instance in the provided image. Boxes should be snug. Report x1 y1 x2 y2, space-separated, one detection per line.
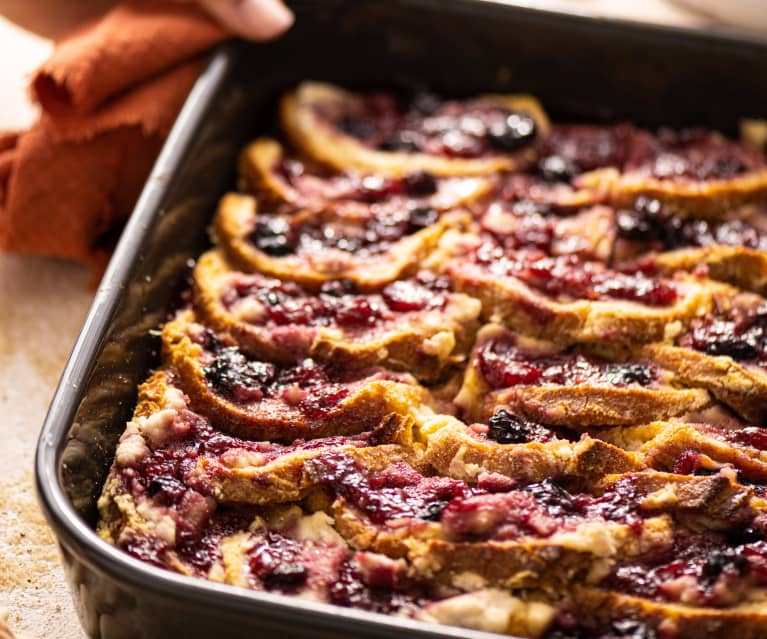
0 1 227 266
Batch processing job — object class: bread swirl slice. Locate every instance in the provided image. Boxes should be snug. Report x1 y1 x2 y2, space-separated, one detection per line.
280 82 550 177
640 295 767 423
192 249 480 381
579 127 767 219
445 246 724 346
213 192 466 290
455 324 710 428
239 137 493 213
162 309 432 442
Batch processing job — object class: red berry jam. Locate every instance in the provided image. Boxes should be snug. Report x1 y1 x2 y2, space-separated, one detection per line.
617 196 767 251
602 527 767 606
223 273 447 330
332 91 538 158
477 332 656 390
626 128 764 181
474 246 678 306
680 303 767 362
249 203 442 258
536 123 634 179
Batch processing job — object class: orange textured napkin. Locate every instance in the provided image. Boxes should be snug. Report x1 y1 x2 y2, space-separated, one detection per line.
0 1 227 267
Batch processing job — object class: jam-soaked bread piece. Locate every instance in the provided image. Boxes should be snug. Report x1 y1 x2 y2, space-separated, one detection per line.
97 371 422 537
306 451 673 591
611 196 767 296
570 587 767 639
598 419 767 484
444 243 720 345
192 250 480 382
454 325 710 428
420 414 642 487
213 192 466 290
640 294 767 423
581 127 767 218
239 137 494 213
475 202 616 262
162 310 432 442
280 82 550 176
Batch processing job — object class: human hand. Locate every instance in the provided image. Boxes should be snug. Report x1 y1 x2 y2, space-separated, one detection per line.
0 0 294 40
195 0 294 40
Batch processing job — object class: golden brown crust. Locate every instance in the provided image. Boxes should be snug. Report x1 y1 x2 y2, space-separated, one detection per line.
574 587 767 639
653 245 767 296
420 415 644 485
580 165 767 219
213 192 467 290
642 342 767 424
446 258 720 347
192 249 481 382
162 309 432 442
239 137 494 211
280 82 550 177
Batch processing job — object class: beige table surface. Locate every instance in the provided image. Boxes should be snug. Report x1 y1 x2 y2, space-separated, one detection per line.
0 2 711 637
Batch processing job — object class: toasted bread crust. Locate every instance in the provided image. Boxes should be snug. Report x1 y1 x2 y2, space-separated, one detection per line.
280 82 550 177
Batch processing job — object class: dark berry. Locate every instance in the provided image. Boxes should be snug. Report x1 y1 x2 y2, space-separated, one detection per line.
252 217 294 256
607 619 656 639
602 363 654 386
401 171 438 197
337 115 376 140
419 500 448 521
487 409 544 444
729 525 765 545
487 112 537 151
538 155 577 182
382 280 435 312
701 550 749 583
406 206 439 232
262 562 309 589
147 476 186 506
524 479 574 517
204 348 277 400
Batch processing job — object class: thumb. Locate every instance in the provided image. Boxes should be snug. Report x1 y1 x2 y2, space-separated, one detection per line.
199 0 294 40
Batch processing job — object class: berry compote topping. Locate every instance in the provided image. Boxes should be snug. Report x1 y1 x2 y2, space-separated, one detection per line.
202 338 359 416
306 454 646 541
277 157 440 203
616 196 767 251
535 123 634 181
250 204 442 258
486 409 558 444
333 91 538 158
474 246 678 306
602 527 767 606
680 303 767 362
223 273 448 329
626 128 765 181
477 333 657 390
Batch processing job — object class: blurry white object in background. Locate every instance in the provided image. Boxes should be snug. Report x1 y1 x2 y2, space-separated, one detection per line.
671 0 767 32
0 16 51 129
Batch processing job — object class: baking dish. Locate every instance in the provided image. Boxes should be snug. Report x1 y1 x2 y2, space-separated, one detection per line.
35 1 767 637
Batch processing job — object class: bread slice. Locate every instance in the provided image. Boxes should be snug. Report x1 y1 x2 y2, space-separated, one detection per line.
653 245 767 296
239 136 494 212
445 248 725 346
192 249 480 381
162 309 433 442
455 324 710 428
213 192 467 290
280 81 550 177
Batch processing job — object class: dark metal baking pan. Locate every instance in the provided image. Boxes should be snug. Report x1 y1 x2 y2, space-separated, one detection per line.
36 1 767 637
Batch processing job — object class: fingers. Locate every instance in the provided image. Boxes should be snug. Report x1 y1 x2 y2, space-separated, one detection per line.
198 0 294 40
